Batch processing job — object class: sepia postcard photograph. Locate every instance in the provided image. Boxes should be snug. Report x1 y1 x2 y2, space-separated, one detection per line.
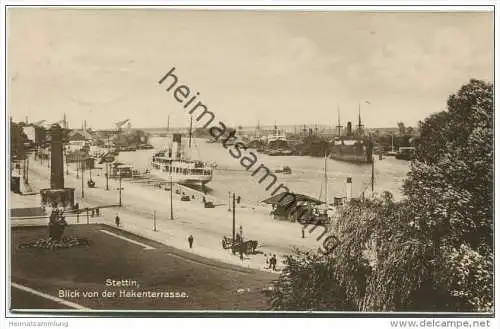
2 2 497 323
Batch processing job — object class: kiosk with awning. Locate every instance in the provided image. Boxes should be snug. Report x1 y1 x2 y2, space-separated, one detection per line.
261 192 323 221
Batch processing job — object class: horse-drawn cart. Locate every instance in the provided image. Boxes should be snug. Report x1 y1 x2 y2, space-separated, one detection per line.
221 235 258 255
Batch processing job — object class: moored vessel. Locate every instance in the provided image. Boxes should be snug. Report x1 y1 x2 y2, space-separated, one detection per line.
151 133 214 186
329 111 373 164
266 126 293 156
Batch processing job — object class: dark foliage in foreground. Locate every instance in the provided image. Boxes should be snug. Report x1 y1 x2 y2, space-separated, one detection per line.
270 79 493 312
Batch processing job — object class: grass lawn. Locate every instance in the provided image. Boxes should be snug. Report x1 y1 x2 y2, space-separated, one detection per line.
11 224 277 311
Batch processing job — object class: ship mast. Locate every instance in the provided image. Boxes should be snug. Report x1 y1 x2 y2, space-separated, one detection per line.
357 103 364 136
391 132 394 152
188 115 193 148
336 106 343 136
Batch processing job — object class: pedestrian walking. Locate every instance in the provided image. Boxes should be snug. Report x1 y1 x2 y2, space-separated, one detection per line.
96 207 100 217
115 214 120 227
91 208 95 217
301 227 305 239
188 235 194 248
270 254 277 271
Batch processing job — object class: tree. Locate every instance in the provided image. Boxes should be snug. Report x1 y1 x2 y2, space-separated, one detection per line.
397 122 406 135
10 120 27 159
269 79 493 312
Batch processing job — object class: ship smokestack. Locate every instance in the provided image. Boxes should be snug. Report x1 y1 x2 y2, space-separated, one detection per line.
346 122 352 135
346 177 352 201
172 133 182 159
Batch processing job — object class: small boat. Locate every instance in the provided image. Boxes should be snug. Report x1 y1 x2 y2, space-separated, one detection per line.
138 144 154 150
275 165 292 174
119 145 137 152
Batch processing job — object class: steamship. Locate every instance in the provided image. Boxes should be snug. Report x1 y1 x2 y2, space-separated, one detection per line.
329 115 373 164
151 134 214 186
266 128 293 156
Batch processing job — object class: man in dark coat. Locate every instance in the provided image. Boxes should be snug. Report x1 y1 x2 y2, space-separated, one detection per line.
188 235 194 248
270 254 277 271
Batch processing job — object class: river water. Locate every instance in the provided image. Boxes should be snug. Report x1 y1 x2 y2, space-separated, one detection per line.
116 137 410 205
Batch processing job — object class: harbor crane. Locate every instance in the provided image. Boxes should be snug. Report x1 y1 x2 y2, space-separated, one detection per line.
114 118 130 132
31 120 46 126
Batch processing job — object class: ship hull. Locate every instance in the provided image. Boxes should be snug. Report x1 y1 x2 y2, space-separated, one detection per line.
330 142 374 164
268 149 294 156
330 152 372 164
150 169 212 185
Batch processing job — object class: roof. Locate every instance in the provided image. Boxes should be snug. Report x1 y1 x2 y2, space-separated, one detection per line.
66 150 89 158
68 131 87 141
261 192 323 207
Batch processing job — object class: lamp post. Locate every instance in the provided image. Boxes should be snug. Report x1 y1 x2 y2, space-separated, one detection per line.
153 210 157 232
65 149 69 175
371 156 375 196
81 158 84 199
232 193 236 242
105 163 109 191
25 158 29 183
118 171 123 207
170 167 174 220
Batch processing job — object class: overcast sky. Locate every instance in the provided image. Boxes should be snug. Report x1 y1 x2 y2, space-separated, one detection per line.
7 9 493 130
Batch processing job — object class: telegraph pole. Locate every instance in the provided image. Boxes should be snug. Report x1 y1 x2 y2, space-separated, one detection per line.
232 193 236 242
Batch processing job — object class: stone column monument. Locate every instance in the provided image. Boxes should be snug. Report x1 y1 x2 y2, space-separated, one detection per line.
40 124 75 210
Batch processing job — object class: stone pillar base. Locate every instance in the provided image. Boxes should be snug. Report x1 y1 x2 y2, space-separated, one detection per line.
39 188 75 211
